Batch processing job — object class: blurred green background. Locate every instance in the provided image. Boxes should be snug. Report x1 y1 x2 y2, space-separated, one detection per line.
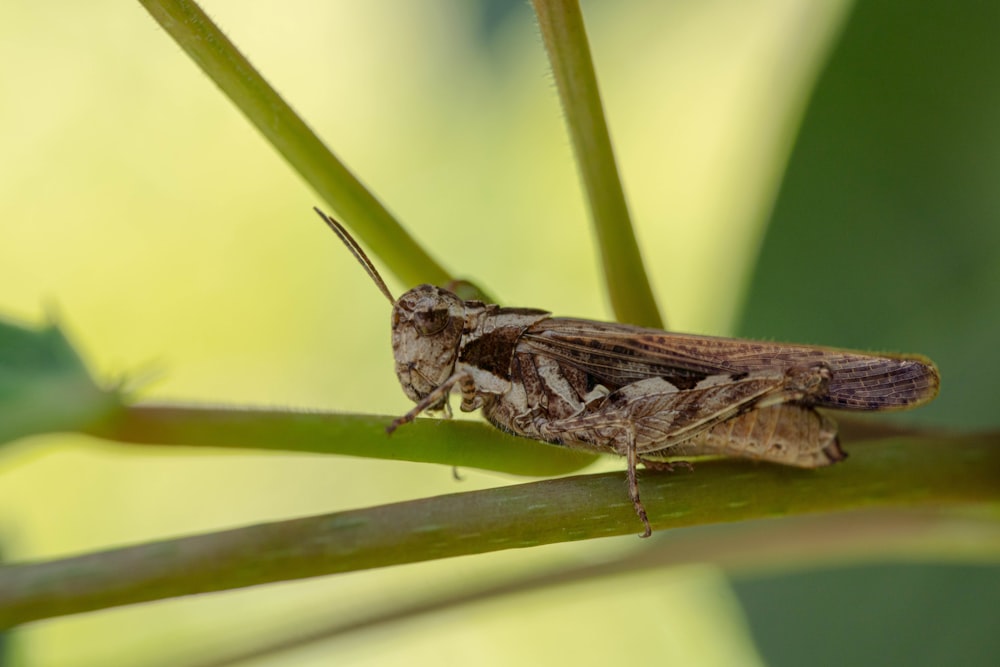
0 1 996 665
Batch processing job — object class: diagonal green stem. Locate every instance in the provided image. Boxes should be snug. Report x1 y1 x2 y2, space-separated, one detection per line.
532 0 663 328
137 0 450 288
1 434 997 627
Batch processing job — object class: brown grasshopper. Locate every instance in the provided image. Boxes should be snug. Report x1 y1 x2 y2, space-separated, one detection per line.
315 208 940 537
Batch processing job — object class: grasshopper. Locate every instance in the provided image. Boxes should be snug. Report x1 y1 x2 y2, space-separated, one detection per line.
315 209 940 537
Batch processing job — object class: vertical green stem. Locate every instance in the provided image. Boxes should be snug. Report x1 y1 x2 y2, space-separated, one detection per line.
532 0 663 328
138 0 451 289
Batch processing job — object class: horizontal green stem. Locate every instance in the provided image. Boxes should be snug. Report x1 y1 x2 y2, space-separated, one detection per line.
2 434 997 627
82 403 598 477
138 0 450 288
186 511 1000 667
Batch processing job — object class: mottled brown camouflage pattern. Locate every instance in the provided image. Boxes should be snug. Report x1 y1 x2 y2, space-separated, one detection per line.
315 209 939 538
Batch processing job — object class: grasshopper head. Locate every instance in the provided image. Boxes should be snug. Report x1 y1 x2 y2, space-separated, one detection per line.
313 208 467 411
391 284 466 407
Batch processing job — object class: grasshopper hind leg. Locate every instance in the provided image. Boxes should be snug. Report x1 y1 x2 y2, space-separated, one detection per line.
655 405 845 468
639 458 695 473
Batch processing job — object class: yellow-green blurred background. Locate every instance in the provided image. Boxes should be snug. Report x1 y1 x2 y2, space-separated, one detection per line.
2 1 998 666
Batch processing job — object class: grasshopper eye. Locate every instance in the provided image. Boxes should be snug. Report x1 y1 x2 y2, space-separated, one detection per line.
414 308 450 336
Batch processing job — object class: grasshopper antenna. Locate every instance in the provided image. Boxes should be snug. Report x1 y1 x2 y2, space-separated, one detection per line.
314 207 395 305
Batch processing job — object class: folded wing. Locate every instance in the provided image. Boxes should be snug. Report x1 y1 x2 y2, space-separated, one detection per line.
520 318 939 411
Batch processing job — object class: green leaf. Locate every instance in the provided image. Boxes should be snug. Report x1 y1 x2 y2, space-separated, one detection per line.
732 3 1000 660
0 317 121 446
737 0 1000 432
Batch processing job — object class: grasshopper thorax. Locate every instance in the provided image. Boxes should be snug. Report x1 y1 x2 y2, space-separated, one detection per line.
391 284 467 407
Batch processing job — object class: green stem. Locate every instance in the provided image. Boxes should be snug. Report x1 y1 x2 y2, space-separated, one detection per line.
82 403 598 477
532 0 663 328
137 0 450 288
183 511 1000 667
2 434 997 627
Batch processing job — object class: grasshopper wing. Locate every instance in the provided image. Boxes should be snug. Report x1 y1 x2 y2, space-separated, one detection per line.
521 318 939 411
